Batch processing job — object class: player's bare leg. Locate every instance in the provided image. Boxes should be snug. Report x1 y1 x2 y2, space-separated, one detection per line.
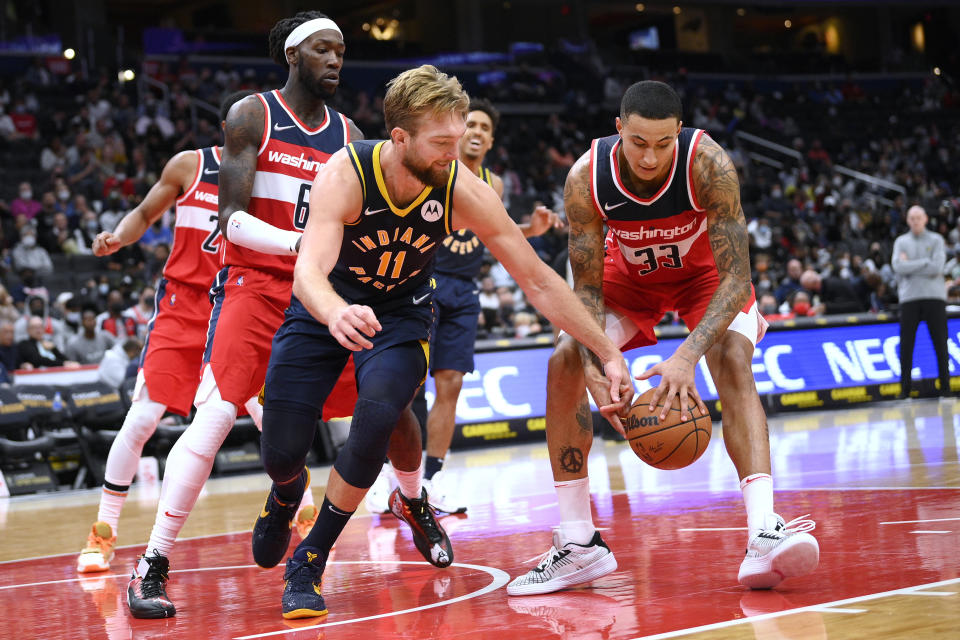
424 369 467 513
706 329 818 589
508 335 617 596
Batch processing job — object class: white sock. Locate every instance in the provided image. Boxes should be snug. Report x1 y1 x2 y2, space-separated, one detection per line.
555 477 595 545
394 465 422 500
145 397 236 557
99 395 167 535
740 473 774 538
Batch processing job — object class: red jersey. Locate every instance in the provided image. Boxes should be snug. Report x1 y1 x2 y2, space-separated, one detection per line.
167 146 223 290
589 128 714 285
220 90 351 276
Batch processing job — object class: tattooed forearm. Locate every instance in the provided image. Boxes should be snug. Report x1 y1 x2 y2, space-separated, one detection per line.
683 135 752 359
218 97 264 233
564 155 607 365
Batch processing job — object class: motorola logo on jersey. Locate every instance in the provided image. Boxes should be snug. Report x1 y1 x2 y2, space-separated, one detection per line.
611 217 697 241
421 200 443 222
193 191 218 205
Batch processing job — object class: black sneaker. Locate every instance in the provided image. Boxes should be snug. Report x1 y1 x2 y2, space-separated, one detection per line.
389 487 453 568
281 549 329 619
126 551 176 619
252 469 307 568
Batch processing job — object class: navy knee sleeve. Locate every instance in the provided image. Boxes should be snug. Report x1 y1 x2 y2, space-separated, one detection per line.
261 404 318 483
333 397 402 488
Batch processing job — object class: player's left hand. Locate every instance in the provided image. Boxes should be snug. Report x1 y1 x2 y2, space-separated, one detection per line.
585 355 633 437
636 351 707 422
527 205 564 237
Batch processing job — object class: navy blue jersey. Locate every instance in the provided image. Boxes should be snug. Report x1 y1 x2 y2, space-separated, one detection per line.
590 127 716 282
328 140 457 305
433 167 493 280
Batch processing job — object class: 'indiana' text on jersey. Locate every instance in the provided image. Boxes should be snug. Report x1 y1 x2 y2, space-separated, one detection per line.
167 145 222 290
330 140 456 304
220 90 351 276
433 166 494 280
590 127 716 284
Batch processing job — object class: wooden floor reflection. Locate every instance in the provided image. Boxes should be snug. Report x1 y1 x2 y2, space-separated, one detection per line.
0 398 957 639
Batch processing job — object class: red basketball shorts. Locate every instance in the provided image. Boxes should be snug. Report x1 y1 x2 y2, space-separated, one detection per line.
139 278 211 416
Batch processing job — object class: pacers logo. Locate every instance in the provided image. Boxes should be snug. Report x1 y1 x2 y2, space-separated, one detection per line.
421 199 443 222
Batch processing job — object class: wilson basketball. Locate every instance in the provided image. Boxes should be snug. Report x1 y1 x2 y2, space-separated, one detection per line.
624 387 712 470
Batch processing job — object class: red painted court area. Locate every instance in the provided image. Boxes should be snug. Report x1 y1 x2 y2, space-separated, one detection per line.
1 401 958 639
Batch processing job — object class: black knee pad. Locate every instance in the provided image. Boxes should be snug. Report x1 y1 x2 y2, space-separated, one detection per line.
261 404 317 483
333 397 402 489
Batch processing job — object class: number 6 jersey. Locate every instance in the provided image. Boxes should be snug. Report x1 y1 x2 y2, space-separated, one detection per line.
589 127 714 284
220 89 351 276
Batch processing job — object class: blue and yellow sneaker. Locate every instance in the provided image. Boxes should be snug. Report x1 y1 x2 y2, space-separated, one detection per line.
252 468 308 568
281 548 329 619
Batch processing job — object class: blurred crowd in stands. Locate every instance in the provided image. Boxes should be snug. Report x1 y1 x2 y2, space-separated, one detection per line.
0 47 958 378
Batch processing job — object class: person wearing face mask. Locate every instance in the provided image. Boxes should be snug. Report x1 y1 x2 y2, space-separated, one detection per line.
96 289 137 339
11 182 41 220
65 307 116 364
789 289 815 317
73 211 101 254
11 226 54 277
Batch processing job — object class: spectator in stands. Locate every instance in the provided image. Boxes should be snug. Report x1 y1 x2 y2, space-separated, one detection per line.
67 147 101 199
39 212 73 254
788 289 814 318
892 204 950 398
12 226 54 276
11 182 41 220
40 136 67 171
14 294 69 350
7 98 38 140
774 258 803 305
97 289 137 339
97 338 142 388
124 285 155 339
0 286 19 324
512 311 542 339
0 320 20 372
134 100 174 138
800 269 863 314
748 216 773 251
18 315 77 369
0 104 15 142
139 219 173 247
65 307 115 364
758 293 784 320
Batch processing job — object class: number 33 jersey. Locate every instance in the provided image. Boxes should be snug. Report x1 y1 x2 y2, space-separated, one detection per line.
589 127 715 284
221 89 351 277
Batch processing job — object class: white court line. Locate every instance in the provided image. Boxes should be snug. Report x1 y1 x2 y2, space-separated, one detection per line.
909 530 952 534
678 527 746 532
0 563 258 591
627 577 960 640
881 516 960 525
531 502 558 511
808 606 866 614
904 591 956 596
233 560 509 639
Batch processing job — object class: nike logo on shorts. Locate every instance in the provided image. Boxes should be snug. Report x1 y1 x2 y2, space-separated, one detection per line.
412 293 430 305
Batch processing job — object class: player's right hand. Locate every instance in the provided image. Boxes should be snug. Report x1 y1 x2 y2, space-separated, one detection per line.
328 304 381 351
92 232 122 256
584 355 633 437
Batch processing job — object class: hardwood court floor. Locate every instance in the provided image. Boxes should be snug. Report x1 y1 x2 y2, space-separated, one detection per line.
0 398 957 639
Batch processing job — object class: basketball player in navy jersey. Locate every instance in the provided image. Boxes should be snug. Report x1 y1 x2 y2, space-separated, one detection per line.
509 81 818 596
126 12 358 619
251 65 633 619
365 98 563 515
76 90 252 576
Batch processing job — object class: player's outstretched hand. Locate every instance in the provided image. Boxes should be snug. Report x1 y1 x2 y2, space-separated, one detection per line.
585 355 633 437
636 352 707 422
329 304 381 351
92 232 123 256
527 205 565 237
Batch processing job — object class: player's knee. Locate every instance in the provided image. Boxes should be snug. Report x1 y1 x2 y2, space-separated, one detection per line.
118 397 166 446
433 369 464 399
712 334 754 387
180 400 236 459
548 338 583 383
333 397 402 488
261 404 318 482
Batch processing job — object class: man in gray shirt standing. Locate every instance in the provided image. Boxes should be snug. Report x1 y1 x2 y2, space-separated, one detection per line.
892 205 951 398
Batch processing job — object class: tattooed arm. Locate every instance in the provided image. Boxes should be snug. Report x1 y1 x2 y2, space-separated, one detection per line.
218 95 263 235
564 153 629 433
638 134 751 419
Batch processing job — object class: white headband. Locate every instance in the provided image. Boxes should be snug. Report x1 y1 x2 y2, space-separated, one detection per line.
284 18 342 50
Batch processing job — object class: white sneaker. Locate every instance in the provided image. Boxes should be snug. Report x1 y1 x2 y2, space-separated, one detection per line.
364 463 395 514
423 471 467 514
738 513 819 589
507 530 617 596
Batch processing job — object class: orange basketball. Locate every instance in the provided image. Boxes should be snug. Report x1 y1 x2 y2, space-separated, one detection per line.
623 387 712 470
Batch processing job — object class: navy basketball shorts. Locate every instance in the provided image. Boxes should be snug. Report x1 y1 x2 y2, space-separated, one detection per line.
429 274 481 375
263 294 434 415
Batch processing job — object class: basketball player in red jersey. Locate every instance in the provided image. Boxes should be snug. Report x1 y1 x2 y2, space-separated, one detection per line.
509 81 818 596
126 12 361 619
75 90 254 575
